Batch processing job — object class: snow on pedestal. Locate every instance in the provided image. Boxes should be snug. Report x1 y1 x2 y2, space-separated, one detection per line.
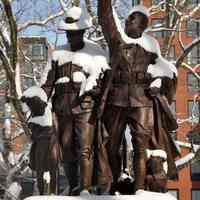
24 190 177 200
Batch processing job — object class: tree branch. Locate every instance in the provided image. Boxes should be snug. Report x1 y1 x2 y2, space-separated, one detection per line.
2 0 17 69
176 37 200 68
18 10 64 32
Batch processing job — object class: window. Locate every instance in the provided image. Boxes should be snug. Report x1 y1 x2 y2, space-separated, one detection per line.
151 19 163 38
0 95 5 114
187 44 200 65
132 0 140 6
32 44 47 60
152 0 162 4
188 0 200 6
188 101 200 124
192 190 200 200
187 21 200 37
187 73 200 94
168 189 179 199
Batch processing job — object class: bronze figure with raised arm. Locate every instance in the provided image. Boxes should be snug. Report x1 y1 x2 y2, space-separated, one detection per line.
98 0 179 194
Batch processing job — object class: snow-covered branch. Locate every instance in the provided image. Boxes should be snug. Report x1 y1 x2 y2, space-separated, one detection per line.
175 141 200 169
18 10 64 32
2 0 17 69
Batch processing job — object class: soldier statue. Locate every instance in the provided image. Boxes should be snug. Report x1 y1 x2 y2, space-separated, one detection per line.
97 1 180 194
41 5 112 195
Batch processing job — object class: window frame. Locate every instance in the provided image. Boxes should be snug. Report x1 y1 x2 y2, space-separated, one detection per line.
192 189 200 200
187 72 200 94
188 100 200 124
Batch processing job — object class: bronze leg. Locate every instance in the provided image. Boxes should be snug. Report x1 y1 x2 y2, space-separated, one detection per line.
75 111 95 191
128 107 153 192
57 113 80 195
37 171 44 195
103 106 127 193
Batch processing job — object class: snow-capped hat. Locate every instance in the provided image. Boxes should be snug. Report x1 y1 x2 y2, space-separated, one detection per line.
128 5 150 18
58 6 92 31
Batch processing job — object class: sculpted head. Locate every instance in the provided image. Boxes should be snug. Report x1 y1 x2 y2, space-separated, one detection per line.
125 5 149 38
58 6 92 51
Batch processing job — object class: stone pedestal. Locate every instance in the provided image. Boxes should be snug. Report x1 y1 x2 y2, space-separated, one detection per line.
24 190 177 200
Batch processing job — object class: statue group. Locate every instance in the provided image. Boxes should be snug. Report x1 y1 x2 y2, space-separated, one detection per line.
21 1 180 196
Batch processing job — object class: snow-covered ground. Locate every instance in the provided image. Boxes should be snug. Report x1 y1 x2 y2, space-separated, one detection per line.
24 190 177 200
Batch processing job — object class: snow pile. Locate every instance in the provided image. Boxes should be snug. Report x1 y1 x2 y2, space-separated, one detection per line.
118 172 134 183
146 149 167 160
128 5 150 18
28 104 52 127
43 39 110 96
43 171 51 184
58 6 92 31
146 149 168 173
24 190 177 200
21 86 53 127
22 86 48 103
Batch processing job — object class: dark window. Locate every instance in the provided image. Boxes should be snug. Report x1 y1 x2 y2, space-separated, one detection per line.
32 44 47 60
187 21 200 37
192 189 200 200
0 95 5 114
188 0 200 5
168 189 179 199
187 44 200 65
132 0 140 6
152 0 162 4
187 73 200 94
188 101 200 124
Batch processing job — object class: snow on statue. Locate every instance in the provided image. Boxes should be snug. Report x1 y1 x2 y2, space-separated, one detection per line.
40 5 112 196
98 1 180 195
21 86 61 195
21 2 179 198
24 190 177 200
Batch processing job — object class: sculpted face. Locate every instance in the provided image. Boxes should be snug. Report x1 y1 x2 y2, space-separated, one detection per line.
125 12 148 38
66 30 85 51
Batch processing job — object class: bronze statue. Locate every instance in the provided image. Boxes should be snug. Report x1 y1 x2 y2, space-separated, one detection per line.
21 86 60 195
41 6 112 195
97 1 180 194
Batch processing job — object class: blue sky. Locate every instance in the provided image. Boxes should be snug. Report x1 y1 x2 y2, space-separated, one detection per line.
15 0 133 47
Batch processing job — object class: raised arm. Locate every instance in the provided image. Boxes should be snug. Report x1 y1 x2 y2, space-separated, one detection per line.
98 0 122 55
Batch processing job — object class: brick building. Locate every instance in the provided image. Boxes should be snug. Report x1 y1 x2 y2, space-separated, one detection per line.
132 0 200 199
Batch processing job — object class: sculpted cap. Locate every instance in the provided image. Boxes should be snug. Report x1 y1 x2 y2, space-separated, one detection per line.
58 6 92 30
128 5 150 18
